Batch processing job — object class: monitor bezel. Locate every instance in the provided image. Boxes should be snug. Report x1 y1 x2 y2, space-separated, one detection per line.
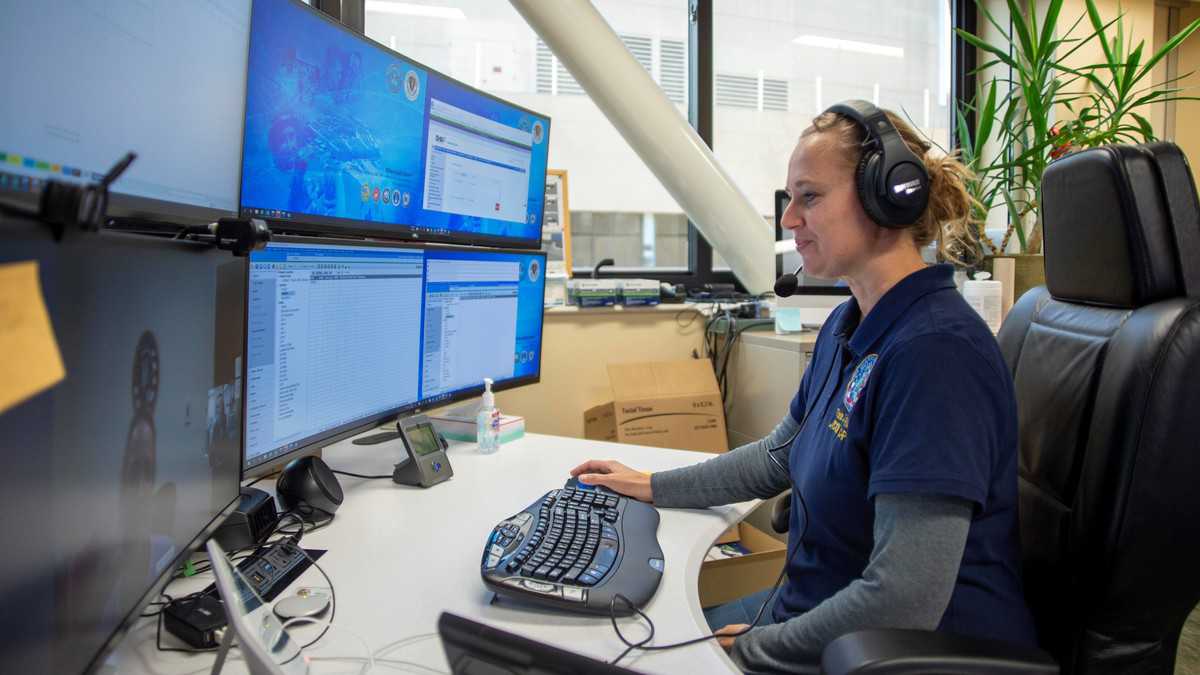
0 222 247 675
238 0 552 251
0 0 250 230
85 494 240 674
240 234 548 478
774 188 851 296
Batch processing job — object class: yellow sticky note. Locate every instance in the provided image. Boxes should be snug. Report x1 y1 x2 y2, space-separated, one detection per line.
0 261 66 414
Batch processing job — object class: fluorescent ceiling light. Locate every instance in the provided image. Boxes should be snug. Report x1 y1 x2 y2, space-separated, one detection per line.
792 35 904 59
366 1 466 20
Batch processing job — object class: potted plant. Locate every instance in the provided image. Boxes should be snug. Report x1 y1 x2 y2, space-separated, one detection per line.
955 0 1199 297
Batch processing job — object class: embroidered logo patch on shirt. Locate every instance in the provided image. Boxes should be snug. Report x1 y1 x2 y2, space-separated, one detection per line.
844 353 878 413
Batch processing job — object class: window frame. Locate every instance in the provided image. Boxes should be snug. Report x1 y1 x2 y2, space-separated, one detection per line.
340 0 976 290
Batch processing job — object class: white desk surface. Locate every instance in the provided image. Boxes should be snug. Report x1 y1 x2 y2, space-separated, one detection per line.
110 432 757 674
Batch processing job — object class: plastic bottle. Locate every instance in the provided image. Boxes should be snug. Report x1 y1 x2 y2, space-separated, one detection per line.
476 378 501 454
963 271 1003 334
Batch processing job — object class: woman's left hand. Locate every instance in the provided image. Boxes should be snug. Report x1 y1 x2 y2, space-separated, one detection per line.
714 623 750 651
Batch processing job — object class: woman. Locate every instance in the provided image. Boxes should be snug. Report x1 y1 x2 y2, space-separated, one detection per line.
571 103 1037 673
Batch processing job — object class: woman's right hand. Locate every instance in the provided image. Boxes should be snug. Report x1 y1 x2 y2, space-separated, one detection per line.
569 459 653 503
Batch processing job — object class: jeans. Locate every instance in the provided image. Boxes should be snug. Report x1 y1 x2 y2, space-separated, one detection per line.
702 587 781 632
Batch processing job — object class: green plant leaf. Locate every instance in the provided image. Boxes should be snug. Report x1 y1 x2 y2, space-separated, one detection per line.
1122 42 1144 95
1084 0 1117 68
1037 0 1065 62
1131 18 1200 89
1130 112 1155 141
1007 0 1038 65
1002 190 1028 252
956 29 1018 70
977 0 1013 42
977 79 999 157
1057 13 1120 63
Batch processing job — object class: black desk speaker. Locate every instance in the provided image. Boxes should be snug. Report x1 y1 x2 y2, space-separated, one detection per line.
276 455 343 518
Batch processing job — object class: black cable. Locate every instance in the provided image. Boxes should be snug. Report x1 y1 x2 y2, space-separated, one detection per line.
608 342 833 664
675 306 704 328
155 512 340 657
717 318 775 407
243 473 276 489
330 469 392 480
282 545 337 656
273 507 334 541
607 490 809 665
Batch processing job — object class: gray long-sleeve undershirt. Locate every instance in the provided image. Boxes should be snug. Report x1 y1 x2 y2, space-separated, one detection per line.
651 415 972 674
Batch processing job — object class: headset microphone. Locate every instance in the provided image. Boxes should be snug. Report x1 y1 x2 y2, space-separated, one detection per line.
774 265 803 297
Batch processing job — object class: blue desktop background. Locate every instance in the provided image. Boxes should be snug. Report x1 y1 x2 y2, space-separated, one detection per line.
422 248 546 389
240 0 549 246
247 242 545 403
240 0 427 225
418 74 550 243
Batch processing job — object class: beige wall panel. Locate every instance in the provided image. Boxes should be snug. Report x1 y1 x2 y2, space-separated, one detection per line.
444 310 708 439
1178 5 1200 182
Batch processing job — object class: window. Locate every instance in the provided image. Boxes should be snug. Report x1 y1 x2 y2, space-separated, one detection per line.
362 0 963 285
365 0 689 272
713 1 954 229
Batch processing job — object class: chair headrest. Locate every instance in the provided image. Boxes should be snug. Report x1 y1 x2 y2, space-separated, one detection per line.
1041 145 1183 308
1140 142 1200 297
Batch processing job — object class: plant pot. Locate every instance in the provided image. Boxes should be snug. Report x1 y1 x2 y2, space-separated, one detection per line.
984 254 1046 303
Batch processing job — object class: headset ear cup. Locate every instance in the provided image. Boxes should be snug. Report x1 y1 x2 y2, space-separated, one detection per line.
855 150 897 228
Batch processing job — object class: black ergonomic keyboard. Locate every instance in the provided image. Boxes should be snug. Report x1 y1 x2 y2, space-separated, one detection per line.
480 479 664 615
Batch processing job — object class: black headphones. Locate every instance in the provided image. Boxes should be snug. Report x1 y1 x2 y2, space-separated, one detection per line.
824 100 930 228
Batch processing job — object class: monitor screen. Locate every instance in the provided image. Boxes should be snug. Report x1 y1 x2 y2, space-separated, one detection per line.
239 0 550 248
0 221 245 673
243 238 546 474
0 1 251 225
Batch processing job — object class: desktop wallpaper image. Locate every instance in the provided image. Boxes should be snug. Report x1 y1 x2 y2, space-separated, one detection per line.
240 0 549 244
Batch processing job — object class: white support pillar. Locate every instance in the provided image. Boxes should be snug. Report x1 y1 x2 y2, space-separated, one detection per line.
508 0 772 294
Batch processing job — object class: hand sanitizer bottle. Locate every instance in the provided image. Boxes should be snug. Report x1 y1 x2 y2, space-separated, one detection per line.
476 378 500 454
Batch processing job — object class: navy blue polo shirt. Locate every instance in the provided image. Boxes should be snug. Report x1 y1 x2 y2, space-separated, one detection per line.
774 264 1036 647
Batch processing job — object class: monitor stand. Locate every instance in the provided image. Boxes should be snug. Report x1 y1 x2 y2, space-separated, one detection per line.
351 427 400 445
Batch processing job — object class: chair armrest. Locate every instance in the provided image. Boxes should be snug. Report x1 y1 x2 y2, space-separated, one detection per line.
821 629 1058 675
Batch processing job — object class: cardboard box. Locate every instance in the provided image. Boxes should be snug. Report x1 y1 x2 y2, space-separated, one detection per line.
698 522 787 607
583 360 729 453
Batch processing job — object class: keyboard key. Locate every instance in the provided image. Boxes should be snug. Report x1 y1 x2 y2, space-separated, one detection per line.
563 566 585 585
482 487 661 616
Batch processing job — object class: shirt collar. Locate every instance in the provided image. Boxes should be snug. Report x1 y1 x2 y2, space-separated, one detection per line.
833 264 957 357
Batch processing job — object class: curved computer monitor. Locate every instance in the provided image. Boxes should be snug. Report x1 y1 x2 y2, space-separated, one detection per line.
242 237 547 477
0 220 245 673
0 1 251 226
239 0 551 250
774 189 852 296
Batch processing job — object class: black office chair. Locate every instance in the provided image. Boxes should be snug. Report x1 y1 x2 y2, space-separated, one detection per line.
766 143 1200 674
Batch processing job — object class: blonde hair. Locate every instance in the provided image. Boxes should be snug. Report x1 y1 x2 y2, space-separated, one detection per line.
801 109 982 267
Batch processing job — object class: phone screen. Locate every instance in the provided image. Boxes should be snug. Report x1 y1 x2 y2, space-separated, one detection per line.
406 423 442 457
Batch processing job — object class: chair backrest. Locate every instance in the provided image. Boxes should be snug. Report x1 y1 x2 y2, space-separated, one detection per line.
997 143 1200 674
